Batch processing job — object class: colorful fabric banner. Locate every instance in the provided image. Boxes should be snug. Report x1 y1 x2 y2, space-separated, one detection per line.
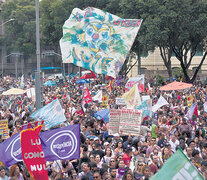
125 75 144 92
136 99 152 118
152 96 169 112
40 124 80 161
187 95 193 106
21 123 48 180
151 148 204 180
0 125 80 167
60 7 142 78
30 99 66 129
122 84 141 109
185 102 199 120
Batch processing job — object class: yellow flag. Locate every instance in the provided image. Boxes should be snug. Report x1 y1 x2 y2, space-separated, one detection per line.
122 84 141 109
187 95 193 106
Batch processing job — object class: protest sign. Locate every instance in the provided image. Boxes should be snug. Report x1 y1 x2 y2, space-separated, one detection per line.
0 125 80 167
102 95 109 107
109 109 121 135
109 109 142 136
187 95 193 106
125 75 144 92
115 97 126 105
0 120 9 139
21 123 48 180
60 7 142 78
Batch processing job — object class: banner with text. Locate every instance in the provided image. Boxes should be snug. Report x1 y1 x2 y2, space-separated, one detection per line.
21 124 48 180
125 75 144 92
109 109 142 136
0 125 80 167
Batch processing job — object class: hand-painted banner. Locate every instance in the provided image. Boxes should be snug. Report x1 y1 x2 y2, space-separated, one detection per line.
109 109 142 136
21 124 48 180
0 125 80 167
60 7 142 78
30 99 66 129
125 75 144 92
136 99 152 118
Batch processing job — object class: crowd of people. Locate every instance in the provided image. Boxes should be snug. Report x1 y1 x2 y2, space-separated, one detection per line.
0 74 207 180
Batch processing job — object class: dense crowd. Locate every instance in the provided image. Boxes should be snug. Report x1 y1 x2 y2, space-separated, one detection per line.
0 75 207 180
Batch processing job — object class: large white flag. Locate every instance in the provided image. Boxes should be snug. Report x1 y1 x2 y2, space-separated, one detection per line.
122 84 141 109
152 96 169 112
92 90 102 103
204 102 207 112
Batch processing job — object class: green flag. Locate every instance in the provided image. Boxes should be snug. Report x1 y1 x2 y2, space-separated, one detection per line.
150 148 204 180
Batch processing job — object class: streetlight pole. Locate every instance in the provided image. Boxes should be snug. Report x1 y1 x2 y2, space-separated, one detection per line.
35 0 42 110
0 18 15 77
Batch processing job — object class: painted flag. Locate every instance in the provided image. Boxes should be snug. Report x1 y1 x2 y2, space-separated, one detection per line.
152 96 169 112
92 90 102 103
136 99 152 118
30 99 66 129
151 148 204 180
107 79 114 92
187 95 193 106
122 84 141 109
60 7 142 78
82 87 92 110
185 102 199 120
40 124 80 161
204 102 207 112
125 75 145 92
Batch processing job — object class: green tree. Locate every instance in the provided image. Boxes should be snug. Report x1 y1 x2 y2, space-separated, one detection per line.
119 0 156 76
142 0 207 83
0 0 36 59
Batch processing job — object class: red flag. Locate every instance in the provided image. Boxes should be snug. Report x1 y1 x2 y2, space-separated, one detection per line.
194 104 199 117
81 87 92 109
21 123 48 180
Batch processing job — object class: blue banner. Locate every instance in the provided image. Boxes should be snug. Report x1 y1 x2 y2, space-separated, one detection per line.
30 99 66 129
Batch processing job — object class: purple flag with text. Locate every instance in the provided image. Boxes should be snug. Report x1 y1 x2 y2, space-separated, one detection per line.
0 125 80 167
40 124 80 161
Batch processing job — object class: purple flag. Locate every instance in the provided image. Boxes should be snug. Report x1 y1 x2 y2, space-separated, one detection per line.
40 124 80 161
0 132 22 167
0 125 80 167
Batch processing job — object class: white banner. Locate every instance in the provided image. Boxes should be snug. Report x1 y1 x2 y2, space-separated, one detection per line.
152 96 169 112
